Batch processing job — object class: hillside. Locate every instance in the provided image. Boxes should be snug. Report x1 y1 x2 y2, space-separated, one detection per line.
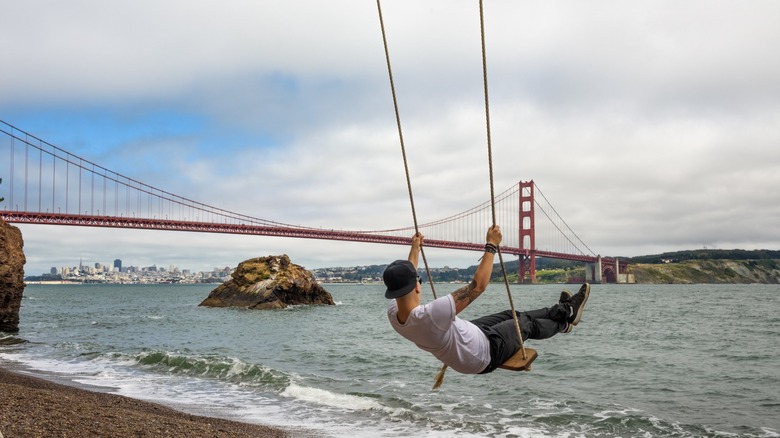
629 259 780 284
624 249 780 264
314 250 780 284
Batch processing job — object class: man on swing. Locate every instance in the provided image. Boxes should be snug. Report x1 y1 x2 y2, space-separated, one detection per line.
383 225 590 374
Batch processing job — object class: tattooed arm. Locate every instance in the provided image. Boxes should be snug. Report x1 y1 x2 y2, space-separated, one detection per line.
451 225 502 315
408 232 423 269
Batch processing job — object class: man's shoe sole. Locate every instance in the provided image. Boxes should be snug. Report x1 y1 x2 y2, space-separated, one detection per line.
571 283 590 326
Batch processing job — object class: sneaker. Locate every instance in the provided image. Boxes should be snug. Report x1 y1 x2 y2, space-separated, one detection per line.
567 283 590 326
560 321 573 334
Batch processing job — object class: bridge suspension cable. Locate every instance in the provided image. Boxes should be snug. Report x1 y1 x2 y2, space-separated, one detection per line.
2 119 609 270
534 184 596 257
0 120 318 229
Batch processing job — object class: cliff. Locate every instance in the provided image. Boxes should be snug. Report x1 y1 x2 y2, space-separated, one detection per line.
629 259 780 284
200 255 335 309
0 219 26 332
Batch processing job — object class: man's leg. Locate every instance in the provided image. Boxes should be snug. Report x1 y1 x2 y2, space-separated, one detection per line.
469 309 516 331
471 304 569 339
516 305 569 340
518 283 590 336
474 304 568 373
477 284 590 373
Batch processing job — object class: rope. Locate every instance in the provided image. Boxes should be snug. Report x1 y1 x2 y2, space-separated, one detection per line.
479 0 528 361
377 0 526 391
376 0 436 299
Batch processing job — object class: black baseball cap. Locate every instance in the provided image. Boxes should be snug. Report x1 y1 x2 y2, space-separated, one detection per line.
383 260 418 299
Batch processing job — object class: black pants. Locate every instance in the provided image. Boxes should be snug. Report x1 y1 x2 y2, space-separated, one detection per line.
471 303 569 374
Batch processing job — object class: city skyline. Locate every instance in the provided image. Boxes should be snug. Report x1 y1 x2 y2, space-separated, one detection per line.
40 258 231 276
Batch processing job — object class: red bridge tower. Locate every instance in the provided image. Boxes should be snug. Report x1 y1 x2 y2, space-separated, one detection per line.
517 180 536 283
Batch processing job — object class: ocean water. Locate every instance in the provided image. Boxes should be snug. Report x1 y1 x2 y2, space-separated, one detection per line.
1 283 779 437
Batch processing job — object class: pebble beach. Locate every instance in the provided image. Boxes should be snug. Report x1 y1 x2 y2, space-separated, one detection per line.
0 366 298 438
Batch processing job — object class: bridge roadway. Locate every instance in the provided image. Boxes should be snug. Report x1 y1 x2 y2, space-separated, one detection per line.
2 210 617 266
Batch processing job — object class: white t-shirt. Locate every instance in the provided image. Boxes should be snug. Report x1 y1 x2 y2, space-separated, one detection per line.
387 294 491 374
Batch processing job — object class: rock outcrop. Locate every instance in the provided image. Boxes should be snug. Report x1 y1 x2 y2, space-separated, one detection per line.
199 255 334 309
0 219 26 332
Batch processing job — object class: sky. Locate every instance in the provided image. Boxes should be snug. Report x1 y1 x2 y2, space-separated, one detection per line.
2 0 780 276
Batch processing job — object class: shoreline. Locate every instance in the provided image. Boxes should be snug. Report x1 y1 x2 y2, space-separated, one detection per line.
0 364 312 437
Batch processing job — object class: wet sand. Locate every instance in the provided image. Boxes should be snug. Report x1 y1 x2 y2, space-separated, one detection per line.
0 366 307 437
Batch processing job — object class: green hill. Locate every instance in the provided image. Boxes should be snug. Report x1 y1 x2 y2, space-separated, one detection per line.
629 259 780 284
313 250 780 284
623 249 780 264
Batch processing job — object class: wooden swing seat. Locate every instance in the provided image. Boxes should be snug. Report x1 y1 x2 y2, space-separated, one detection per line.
498 348 538 371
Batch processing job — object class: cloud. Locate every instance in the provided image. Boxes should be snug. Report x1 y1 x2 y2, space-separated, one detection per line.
3 0 780 275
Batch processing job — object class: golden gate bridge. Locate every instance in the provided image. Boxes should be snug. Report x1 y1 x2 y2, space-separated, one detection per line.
1 120 628 283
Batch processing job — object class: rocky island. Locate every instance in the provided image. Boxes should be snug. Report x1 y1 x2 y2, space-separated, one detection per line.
200 255 334 309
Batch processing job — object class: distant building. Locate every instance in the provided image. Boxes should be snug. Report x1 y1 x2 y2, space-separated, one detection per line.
50 267 58 275
114 259 122 272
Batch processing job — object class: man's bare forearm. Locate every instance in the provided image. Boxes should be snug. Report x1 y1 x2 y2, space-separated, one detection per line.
408 233 422 269
452 280 480 311
451 251 494 314
451 225 501 314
